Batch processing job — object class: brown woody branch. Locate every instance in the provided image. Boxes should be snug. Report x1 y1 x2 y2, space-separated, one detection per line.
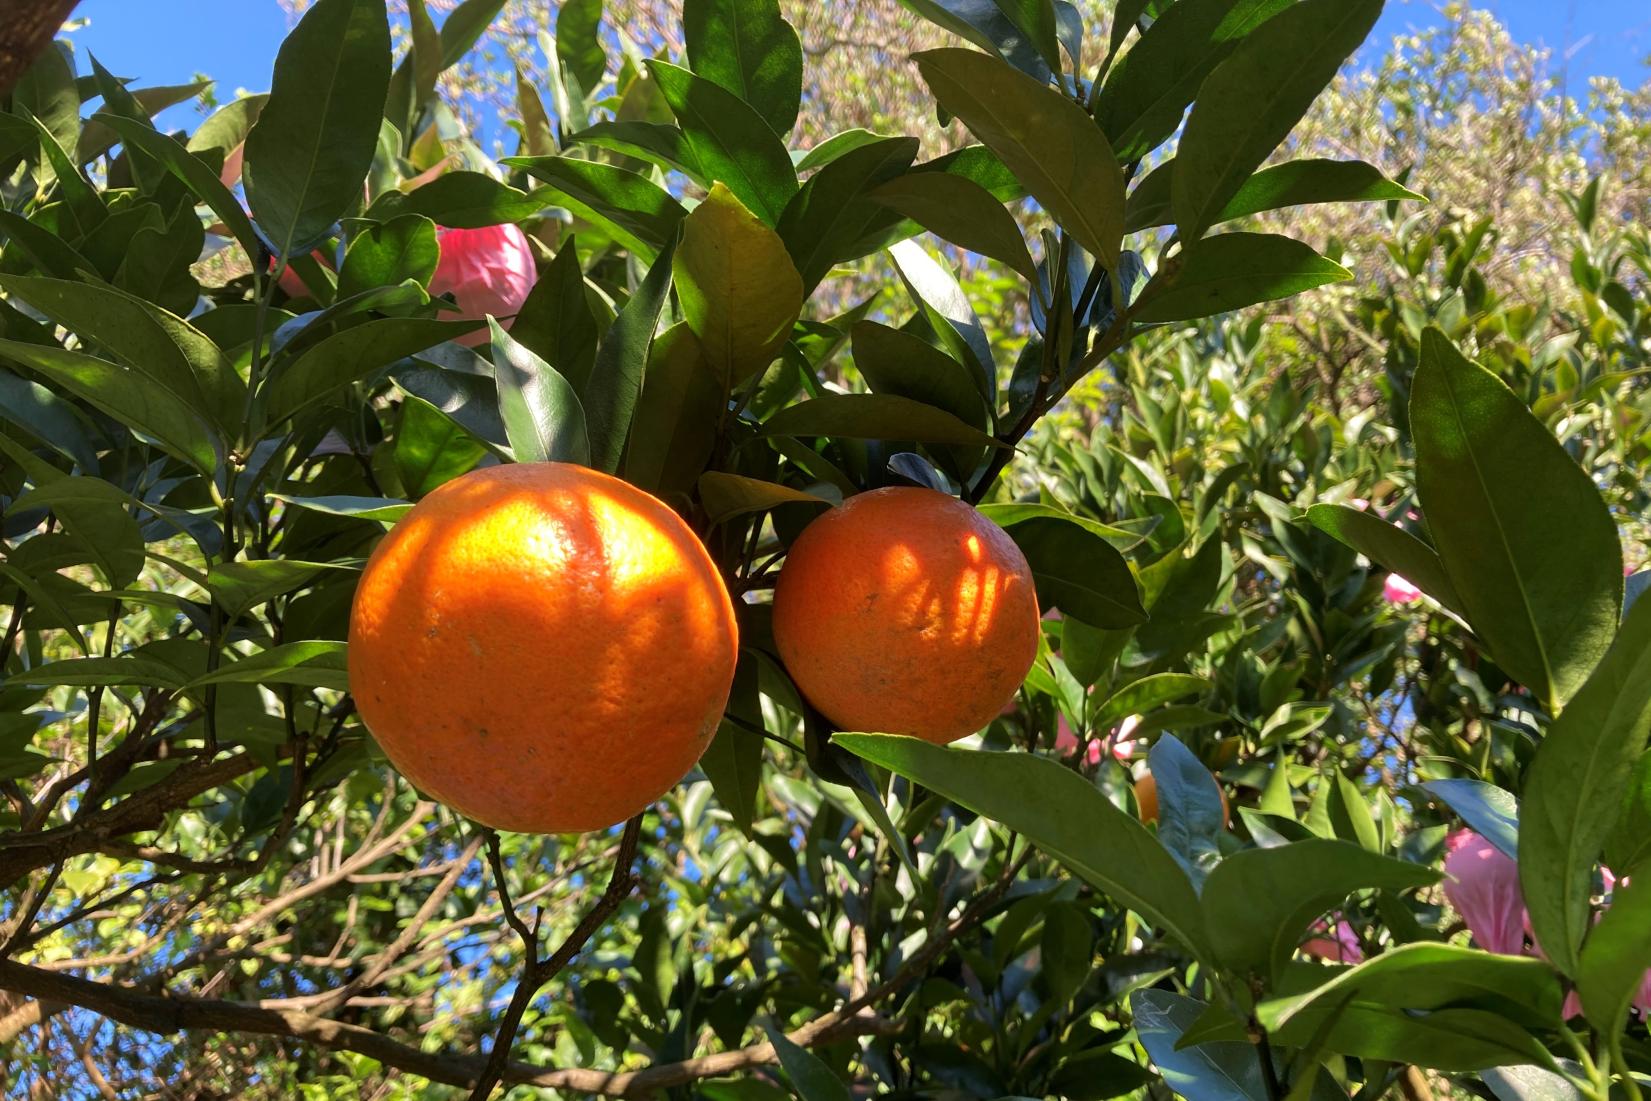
0 0 79 97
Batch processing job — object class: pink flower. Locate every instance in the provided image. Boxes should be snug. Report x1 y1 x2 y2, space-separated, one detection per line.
268 249 332 299
1054 714 1079 756
1111 714 1140 760
1349 498 1371 512
1302 913 1364 963
1442 830 1525 955
428 223 537 346
1056 712 1137 766
1383 573 1424 604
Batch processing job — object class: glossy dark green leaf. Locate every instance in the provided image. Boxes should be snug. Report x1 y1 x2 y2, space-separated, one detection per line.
684 0 804 137
647 60 798 226
889 239 995 403
1127 158 1424 233
263 317 477 426
699 658 763 837
898 0 1054 79
760 393 1001 449
12 654 190 691
1602 750 1651 874
335 214 439 299
0 366 98 472
383 171 548 228
1097 0 1293 162
508 156 686 259
243 0 392 256
0 339 217 473
777 136 919 293
836 735 1214 963
625 324 721 496
674 183 804 388
270 495 412 523
11 41 80 159
915 48 1124 271
1306 502 1466 616
188 640 349 691
1411 327 1622 710
434 0 508 68
22 110 106 235
697 472 829 524
1421 779 1519 861
1131 990 1270 1101
395 392 489 495
1200 839 1438 982
0 209 92 280
391 362 508 452
1171 0 1382 239
1133 233 1351 324
1577 871 1651 1033
1149 734 1227 883
489 319 590 466
583 230 678 473
556 0 607 94
569 121 702 180
1258 943 1564 1033
12 477 144 589
851 321 989 432
763 1023 850 1101
208 560 353 621
870 172 1037 282
990 512 1146 628
1519 595 1651 976
794 129 894 173
511 239 600 394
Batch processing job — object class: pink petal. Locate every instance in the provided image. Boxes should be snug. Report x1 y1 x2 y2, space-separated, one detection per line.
1383 573 1424 604
1302 913 1365 963
428 223 539 347
1053 714 1079 756
1442 830 1526 955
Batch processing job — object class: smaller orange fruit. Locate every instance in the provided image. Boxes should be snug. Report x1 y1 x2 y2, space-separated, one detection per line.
771 486 1040 744
1134 772 1231 827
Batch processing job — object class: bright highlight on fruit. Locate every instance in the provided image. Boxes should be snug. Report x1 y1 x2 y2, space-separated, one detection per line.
347 462 738 833
772 486 1040 745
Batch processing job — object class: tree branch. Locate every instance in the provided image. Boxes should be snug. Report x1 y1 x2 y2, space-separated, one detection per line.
0 0 79 96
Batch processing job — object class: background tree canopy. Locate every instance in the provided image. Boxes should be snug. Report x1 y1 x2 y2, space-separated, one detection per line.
0 1 1647 1099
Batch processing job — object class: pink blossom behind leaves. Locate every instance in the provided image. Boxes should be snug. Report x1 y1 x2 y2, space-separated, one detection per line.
1383 573 1424 604
1442 829 1525 955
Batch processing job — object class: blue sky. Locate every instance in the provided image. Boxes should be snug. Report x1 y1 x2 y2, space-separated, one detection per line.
66 0 1651 138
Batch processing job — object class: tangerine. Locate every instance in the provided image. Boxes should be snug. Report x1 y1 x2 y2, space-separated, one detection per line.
771 487 1040 744
347 462 737 833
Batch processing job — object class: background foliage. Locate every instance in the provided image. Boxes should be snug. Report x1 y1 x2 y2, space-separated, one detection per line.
0 0 1647 1099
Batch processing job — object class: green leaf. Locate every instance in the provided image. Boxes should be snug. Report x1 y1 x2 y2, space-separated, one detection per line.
699 657 764 838
0 209 93 281
897 0 1056 80
777 135 919 293
1258 943 1564 1032
269 495 412 523
556 0 607 94
395 393 488 495
888 239 996 404
22 109 106 235
12 477 144 589
835 735 1214 963
12 655 190 691
1421 779 1519 861
762 1023 850 1101
511 239 600 393
243 0 392 256
435 0 508 68
0 339 217 473
1170 0 1382 240
851 321 989 433
335 214 440 299
583 230 679 473
1305 503 1466 617
208 560 354 621
1131 990 1271 1101
186 94 269 158
11 40 80 160
1127 157 1423 233
1411 327 1622 710
0 366 99 472
674 183 804 388
569 121 701 179
1577 872 1651 1033
1092 673 1208 730
1603 750 1651 874
392 363 508 452
684 0 804 138
1200 839 1439 983
647 60 798 226
760 393 1001 449
0 274 243 437
794 129 894 173
1519 595 1651 975
188 640 349 691
508 156 686 260
262 317 477 426
989 514 1146 628
625 324 722 497
1150 734 1227 884
489 318 590 466
698 472 829 525
384 171 549 229
914 48 1124 272
91 114 263 264
1097 0 1292 162
1132 233 1350 324
870 171 1038 283
1481 1064 1588 1101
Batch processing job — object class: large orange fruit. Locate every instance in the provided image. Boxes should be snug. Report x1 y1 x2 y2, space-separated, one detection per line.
347 462 737 833
771 486 1040 744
